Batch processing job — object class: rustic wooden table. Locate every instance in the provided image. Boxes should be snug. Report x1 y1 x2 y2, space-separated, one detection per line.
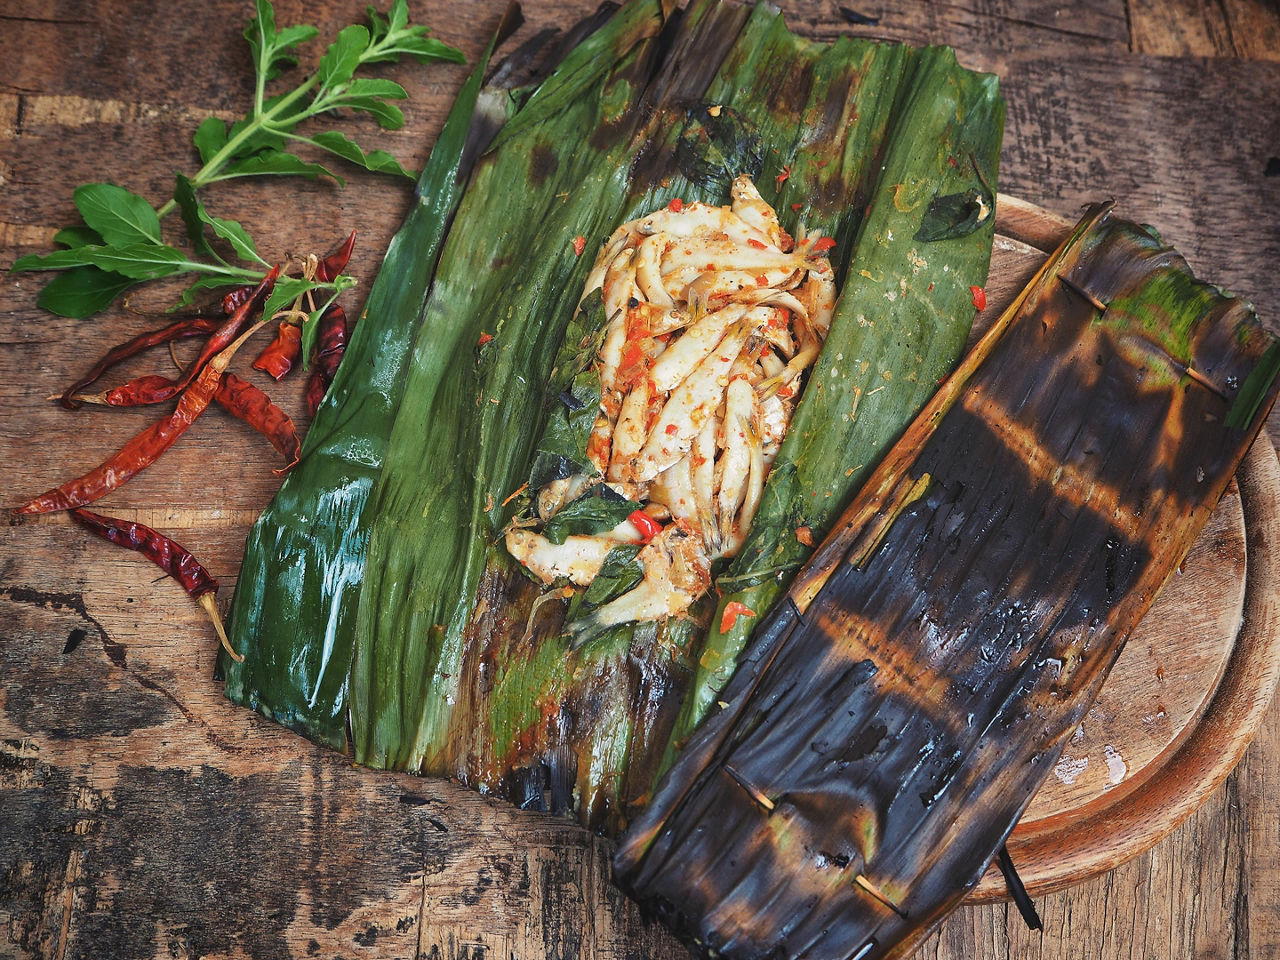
3 1 1280 958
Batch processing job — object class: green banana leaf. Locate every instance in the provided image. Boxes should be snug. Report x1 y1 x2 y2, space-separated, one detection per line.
221 12 516 748
225 0 1005 837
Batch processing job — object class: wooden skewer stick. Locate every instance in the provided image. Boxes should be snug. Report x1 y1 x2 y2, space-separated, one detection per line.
721 764 776 812
853 873 908 919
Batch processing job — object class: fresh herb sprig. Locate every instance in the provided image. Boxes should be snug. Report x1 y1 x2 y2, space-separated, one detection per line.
11 0 464 320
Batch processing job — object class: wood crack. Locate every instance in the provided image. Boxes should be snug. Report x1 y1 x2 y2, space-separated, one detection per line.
415 866 428 960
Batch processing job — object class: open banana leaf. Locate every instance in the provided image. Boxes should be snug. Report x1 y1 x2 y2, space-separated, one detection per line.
223 0 1005 834
612 203 1280 959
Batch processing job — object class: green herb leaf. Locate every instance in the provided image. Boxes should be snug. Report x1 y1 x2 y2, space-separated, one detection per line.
36 266 136 319
229 108 290 148
170 276 236 310
53 226 103 249
317 25 370 89
193 117 229 166
73 183 162 246
363 0 464 65
221 149 338 183
16 242 198 280
246 0 318 82
202 209 265 265
377 34 467 65
914 187 993 243
336 95 406 130
542 485 640 545
579 543 645 611
528 373 601 489
343 77 409 101
173 174 217 258
309 131 411 177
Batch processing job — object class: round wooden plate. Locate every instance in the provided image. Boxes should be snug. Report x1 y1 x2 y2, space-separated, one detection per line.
958 197 1280 901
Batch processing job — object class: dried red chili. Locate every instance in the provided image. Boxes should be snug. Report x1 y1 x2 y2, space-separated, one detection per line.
104 374 179 407
70 507 241 662
571 236 586 257
315 304 350 381
89 268 278 408
15 270 278 515
214 372 301 475
812 236 837 253
60 316 222 410
221 285 256 316
971 285 988 311
305 304 352 416
305 373 328 418
252 321 302 381
668 198 684 212
315 229 356 284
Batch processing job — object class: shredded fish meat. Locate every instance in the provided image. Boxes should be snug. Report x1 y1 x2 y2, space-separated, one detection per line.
505 174 834 636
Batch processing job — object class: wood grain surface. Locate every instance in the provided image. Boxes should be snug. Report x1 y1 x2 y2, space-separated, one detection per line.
3 2 1280 959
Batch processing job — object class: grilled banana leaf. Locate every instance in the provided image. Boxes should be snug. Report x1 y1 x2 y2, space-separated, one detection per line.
223 0 1005 835
346 1 1002 831
613 203 1280 959
220 17 516 748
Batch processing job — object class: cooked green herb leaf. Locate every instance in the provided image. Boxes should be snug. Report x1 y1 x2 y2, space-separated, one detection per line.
914 186 993 242
579 543 645 610
542 486 640 545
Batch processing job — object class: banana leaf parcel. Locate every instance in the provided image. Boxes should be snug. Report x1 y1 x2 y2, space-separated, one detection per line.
613 203 1280 959
223 0 1005 835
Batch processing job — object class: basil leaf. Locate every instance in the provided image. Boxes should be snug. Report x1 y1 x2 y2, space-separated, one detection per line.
221 149 338 184
674 104 764 193
73 183 162 246
193 117 228 166
78 243 194 280
173 174 216 258
36 267 136 319
383 35 467 65
226 112 288 155
342 77 408 101
245 0 317 82
528 372 600 489
337 96 405 130
580 543 645 610
309 131 411 177
317 24 369 89
53 226 103 249
542 486 640 545
12 243 190 279
203 211 264 264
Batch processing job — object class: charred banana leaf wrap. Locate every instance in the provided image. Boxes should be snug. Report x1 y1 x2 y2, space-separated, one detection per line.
613 203 1280 960
223 0 1005 834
